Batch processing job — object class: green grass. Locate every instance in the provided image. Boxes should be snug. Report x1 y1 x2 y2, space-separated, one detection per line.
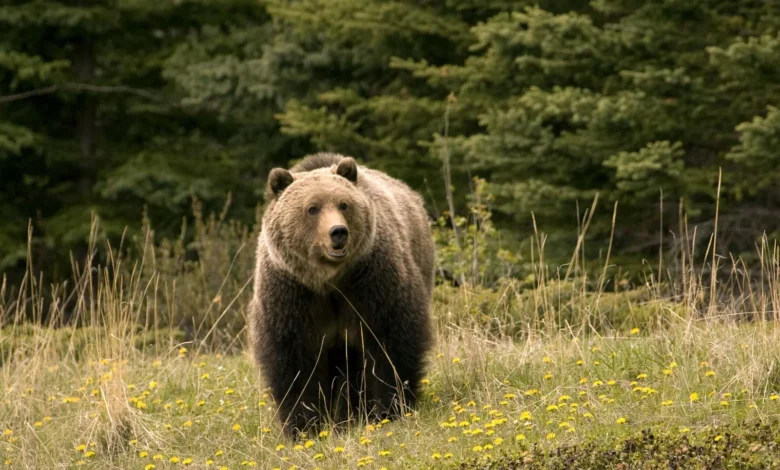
2 203 780 468
2 320 780 469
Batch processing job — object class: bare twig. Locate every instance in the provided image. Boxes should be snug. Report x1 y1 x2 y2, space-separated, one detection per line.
0 83 159 104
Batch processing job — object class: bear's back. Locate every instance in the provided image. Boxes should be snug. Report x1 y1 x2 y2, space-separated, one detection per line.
355 166 435 297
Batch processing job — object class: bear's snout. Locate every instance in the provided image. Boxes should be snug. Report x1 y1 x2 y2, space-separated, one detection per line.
329 225 349 250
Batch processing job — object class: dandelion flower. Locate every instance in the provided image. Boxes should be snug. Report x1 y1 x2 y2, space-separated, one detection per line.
232 424 241 431
546 433 556 440
276 444 285 451
616 417 626 424
182 458 193 465
631 328 639 335
319 430 329 438
690 392 699 403
170 457 180 463
452 357 461 364
145 465 156 470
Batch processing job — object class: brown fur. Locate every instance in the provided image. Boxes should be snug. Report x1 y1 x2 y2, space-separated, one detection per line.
248 152 435 437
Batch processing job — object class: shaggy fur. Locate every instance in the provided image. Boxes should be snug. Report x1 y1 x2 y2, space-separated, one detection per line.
248 153 435 437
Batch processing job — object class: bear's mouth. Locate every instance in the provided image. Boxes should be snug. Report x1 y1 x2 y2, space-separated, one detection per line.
326 249 348 260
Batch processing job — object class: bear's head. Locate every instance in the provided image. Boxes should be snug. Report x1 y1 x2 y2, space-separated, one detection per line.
261 157 376 289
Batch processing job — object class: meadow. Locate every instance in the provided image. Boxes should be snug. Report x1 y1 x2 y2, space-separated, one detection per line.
2 205 780 469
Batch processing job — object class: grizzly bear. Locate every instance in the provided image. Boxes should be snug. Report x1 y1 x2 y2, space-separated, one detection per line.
248 152 435 437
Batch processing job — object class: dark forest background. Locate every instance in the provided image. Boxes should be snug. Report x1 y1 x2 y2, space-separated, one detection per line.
1 0 779 283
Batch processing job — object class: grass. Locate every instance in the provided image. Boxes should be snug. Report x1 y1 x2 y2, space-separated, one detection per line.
2 322 780 468
2 193 780 468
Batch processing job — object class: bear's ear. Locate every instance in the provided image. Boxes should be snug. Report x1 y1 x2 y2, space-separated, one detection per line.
335 157 358 183
266 168 294 199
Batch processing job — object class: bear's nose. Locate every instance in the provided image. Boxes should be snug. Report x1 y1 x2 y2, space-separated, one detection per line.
329 225 349 249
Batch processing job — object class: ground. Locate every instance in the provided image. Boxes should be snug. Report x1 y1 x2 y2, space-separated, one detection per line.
2 322 780 469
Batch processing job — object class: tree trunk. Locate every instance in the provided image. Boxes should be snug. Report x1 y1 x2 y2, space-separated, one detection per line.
73 38 96 198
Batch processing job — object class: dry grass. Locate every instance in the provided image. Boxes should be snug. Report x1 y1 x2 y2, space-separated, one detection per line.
2 199 780 468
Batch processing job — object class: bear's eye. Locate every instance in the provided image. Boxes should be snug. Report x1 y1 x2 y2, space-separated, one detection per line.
338 202 348 211
307 206 319 216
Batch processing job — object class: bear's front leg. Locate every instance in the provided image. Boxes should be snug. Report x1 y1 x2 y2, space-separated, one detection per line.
252 271 331 438
359 313 431 421
259 333 330 437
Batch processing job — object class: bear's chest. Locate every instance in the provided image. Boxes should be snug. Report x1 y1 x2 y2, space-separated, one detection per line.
310 293 363 346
